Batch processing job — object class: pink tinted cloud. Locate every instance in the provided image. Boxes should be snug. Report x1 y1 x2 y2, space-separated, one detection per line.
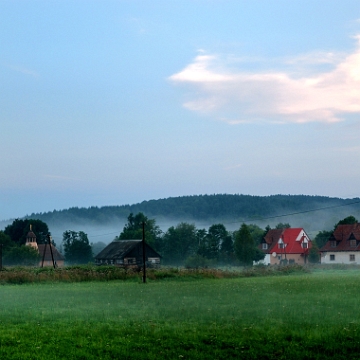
169 36 360 124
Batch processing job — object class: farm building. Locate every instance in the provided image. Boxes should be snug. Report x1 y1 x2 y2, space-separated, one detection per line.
94 239 161 266
258 228 312 265
25 225 65 267
37 244 65 267
320 223 360 264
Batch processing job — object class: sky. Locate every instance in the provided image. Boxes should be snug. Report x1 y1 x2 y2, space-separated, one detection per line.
1 0 360 221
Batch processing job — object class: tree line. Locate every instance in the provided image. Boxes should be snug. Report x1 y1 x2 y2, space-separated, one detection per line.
22 194 360 226
0 213 357 266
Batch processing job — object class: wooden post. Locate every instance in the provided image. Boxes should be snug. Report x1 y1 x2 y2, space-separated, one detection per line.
41 238 47 268
142 221 146 283
48 234 56 269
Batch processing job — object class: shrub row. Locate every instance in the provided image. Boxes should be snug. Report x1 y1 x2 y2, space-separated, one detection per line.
0 264 312 284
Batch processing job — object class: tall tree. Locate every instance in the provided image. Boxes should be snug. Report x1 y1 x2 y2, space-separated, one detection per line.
118 212 162 250
247 224 266 245
4 219 49 246
314 230 332 248
206 224 228 260
62 231 93 264
3 246 40 266
335 216 358 227
0 231 14 251
234 224 255 266
162 222 197 265
275 222 291 229
308 242 320 264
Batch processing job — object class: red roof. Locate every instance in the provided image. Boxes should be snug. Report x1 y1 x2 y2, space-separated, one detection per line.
320 223 360 252
260 228 312 255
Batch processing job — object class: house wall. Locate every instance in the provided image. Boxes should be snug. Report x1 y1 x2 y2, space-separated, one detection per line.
255 253 306 266
269 253 306 265
321 252 359 264
254 254 271 265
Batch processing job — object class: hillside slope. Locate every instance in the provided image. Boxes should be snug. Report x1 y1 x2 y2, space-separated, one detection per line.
19 194 360 226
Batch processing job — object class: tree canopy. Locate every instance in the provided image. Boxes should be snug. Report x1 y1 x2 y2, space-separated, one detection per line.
117 212 162 250
4 219 49 246
3 245 40 266
62 230 93 264
234 224 262 266
162 222 198 265
335 215 358 227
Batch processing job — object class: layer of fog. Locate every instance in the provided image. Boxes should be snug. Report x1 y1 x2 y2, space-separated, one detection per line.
1 203 359 248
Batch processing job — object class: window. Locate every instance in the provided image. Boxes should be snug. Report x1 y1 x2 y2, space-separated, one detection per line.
302 242 308 249
262 243 268 250
331 241 337 248
330 254 335 261
350 240 357 247
350 254 355 262
279 243 284 249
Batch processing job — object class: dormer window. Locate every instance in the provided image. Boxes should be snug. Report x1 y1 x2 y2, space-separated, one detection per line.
262 243 268 250
330 241 337 248
302 242 308 249
279 243 284 249
350 240 357 247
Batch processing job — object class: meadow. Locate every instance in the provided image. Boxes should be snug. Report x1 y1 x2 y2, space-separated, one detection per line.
1 269 360 359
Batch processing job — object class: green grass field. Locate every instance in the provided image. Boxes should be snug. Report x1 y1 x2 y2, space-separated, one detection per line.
1 270 360 359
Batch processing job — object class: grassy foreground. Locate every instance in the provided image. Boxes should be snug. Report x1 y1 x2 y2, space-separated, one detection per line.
1 270 360 359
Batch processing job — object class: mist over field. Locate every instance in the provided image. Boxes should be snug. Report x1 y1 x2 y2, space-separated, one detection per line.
1 195 360 246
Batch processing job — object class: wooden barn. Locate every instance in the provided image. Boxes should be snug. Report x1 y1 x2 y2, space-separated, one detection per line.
25 224 65 267
38 244 65 267
94 240 161 266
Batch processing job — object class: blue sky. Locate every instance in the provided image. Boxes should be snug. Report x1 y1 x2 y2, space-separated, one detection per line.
1 0 360 220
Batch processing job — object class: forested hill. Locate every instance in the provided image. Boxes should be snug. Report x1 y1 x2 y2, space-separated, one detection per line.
18 194 360 228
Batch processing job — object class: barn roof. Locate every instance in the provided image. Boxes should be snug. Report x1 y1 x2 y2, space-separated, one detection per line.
94 240 142 260
38 244 65 261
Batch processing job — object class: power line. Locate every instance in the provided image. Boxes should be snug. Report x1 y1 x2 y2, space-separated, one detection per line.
52 199 360 239
88 231 119 238
224 199 360 225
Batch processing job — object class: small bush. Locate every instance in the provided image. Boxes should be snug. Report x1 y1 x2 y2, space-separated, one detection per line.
184 255 212 269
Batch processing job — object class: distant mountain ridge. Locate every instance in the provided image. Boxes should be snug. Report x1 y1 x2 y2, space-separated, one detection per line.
18 194 360 228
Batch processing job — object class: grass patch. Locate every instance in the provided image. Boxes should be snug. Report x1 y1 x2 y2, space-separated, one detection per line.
0 271 360 358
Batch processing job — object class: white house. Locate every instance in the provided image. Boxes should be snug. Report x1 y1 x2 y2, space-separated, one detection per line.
320 223 360 264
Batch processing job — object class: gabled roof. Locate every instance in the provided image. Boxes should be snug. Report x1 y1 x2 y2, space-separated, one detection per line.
264 229 284 245
95 240 141 260
320 223 360 252
261 228 311 254
95 240 162 261
333 224 360 241
38 244 65 261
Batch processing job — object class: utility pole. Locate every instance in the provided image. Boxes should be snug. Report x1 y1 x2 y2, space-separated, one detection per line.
142 221 146 283
48 234 56 269
42 234 56 268
41 236 47 268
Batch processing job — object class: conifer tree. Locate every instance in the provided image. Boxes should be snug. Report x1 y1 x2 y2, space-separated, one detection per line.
234 224 255 266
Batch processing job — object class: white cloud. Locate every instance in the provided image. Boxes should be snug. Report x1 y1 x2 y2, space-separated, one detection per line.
6 64 39 77
169 36 360 124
